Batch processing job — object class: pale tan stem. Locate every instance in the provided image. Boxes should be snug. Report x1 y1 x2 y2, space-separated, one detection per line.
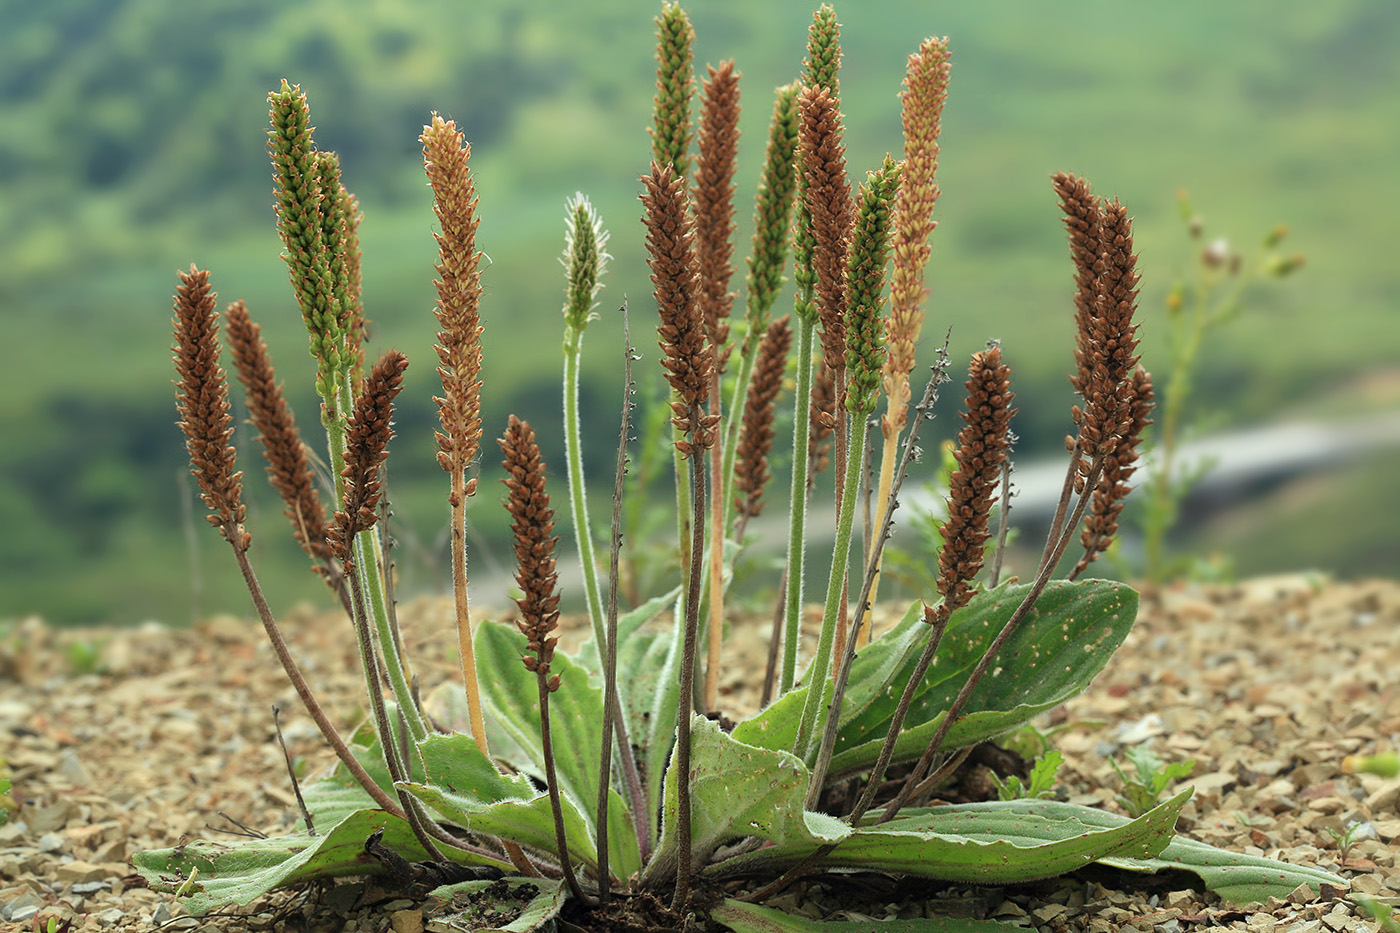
858 424 900 647
450 469 488 755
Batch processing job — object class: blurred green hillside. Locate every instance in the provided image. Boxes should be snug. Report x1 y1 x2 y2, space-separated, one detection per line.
2 0 1397 625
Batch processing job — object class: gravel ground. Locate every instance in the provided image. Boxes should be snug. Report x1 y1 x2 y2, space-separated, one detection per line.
1 574 1397 931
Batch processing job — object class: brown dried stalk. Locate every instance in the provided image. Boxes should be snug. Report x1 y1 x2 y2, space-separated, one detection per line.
224 301 336 573
327 351 408 564
734 316 793 539
499 416 588 903
1071 365 1154 579
422 113 490 755
331 351 444 860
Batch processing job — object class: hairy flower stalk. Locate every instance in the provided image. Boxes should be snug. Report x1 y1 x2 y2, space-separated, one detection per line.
794 159 898 764
864 38 951 645
776 7 843 696
651 2 695 179
224 300 339 590
693 59 741 714
174 266 405 819
329 350 444 858
852 345 1014 822
1071 365 1153 579
499 416 588 904
733 316 793 540
423 114 489 754
561 194 612 656
640 160 715 911
270 82 419 746
721 83 799 528
648 4 699 583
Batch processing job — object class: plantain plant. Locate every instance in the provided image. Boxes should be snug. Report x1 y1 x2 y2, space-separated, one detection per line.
136 5 1344 930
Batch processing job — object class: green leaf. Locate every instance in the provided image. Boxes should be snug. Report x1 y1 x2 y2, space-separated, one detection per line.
832 581 1136 774
132 808 493 917
885 798 1349 905
712 899 1027 933
474 621 609 832
640 590 686 837
402 732 641 883
711 791 1189 885
732 600 927 756
427 878 566 933
642 716 848 888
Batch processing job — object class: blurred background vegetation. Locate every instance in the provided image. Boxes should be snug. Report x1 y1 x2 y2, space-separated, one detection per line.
2 0 1397 626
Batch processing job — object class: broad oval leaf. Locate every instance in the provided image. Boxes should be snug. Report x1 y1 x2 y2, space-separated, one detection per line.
737 581 1137 777
133 808 495 917
708 789 1190 885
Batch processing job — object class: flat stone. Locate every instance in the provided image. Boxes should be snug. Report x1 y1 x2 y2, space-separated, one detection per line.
390 908 425 933
55 859 110 884
1 891 43 923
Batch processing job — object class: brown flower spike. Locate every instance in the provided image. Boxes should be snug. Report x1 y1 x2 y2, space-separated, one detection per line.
798 84 853 393
1054 174 1141 483
225 300 331 564
327 351 409 563
500 416 562 691
937 346 1015 617
1074 365 1154 577
641 161 717 455
172 265 248 551
424 115 484 498
734 316 793 528
694 60 741 372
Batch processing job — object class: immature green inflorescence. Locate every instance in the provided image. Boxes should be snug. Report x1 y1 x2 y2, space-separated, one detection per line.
844 155 900 415
744 83 800 329
563 194 610 333
267 82 350 406
651 2 695 179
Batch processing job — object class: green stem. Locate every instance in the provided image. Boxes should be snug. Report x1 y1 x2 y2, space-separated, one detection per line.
355 530 427 742
564 326 608 654
780 315 817 695
325 372 426 745
792 402 867 761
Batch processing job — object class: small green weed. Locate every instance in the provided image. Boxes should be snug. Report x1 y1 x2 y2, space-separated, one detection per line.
1112 747 1195 817
991 749 1064 801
